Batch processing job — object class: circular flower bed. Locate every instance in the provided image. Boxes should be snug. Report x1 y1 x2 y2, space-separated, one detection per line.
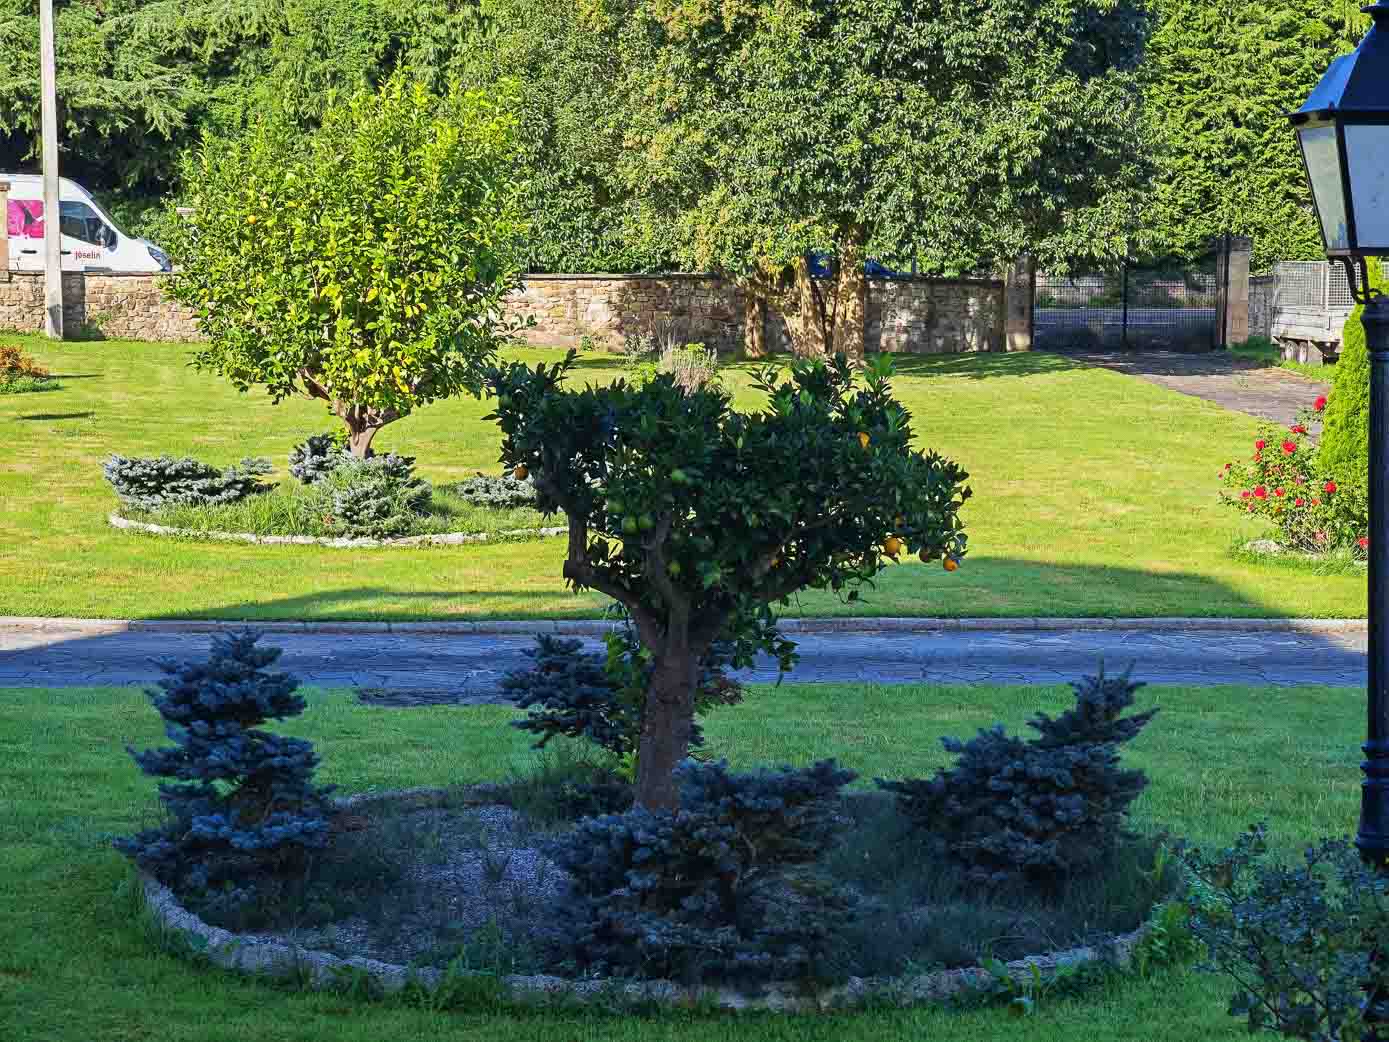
138 786 1156 1013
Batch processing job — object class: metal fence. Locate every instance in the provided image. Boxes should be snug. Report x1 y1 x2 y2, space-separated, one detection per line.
1271 260 1354 311
1033 255 1225 352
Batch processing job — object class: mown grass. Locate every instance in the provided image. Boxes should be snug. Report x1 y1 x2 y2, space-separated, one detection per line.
1228 336 1336 383
0 334 1365 620
0 677 1360 1040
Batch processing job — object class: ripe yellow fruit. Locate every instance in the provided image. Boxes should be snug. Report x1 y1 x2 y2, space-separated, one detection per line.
246 215 258 224
943 557 960 572
513 464 529 481
882 536 903 557
858 432 871 450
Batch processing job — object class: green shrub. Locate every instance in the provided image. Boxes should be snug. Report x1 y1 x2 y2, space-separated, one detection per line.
1320 257 1381 480
545 759 859 986
878 665 1156 887
1181 825 1389 1041
104 454 274 511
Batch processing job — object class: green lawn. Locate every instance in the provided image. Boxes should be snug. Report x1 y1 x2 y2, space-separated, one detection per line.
0 678 1361 1040
0 334 1363 620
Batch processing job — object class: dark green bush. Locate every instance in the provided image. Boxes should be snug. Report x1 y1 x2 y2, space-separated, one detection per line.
1182 825 1389 1041
879 665 1156 886
545 759 859 986
104 454 274 511
113 633 334 928
450 472 538 508
504 623 744 759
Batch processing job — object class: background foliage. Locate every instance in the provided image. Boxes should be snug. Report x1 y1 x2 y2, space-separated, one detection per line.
3 0 1370 271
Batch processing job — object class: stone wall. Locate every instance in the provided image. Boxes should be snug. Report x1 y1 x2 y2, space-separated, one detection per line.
0 269 1006 354
1249 274 1274 340
0 271 199 341
509 273 1006 354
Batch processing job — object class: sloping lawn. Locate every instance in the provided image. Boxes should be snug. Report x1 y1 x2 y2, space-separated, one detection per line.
0 678 1360 1040
0 335 1363 620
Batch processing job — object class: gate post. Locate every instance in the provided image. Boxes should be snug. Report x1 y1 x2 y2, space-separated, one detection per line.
1221 236 1252 347
1004 253 1034 351
0 177 9 279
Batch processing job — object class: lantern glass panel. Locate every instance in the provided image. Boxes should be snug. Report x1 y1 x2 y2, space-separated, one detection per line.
1345 123 1389 252
1299 124 1351 251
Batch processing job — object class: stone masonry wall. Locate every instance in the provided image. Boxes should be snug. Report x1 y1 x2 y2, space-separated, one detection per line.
0 270 1006 354
0 272 199 341
510 273 1006 354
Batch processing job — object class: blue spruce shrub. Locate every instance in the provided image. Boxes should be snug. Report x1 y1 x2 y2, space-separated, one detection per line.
114 632 334 926
504 626 744 758
451 472 538 508
879 664 1157 886
287 431 354 484
321 454 429 538
545 759 859 986
104 454 273 510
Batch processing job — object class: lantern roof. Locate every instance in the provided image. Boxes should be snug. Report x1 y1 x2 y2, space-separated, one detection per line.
1294 3 1389 123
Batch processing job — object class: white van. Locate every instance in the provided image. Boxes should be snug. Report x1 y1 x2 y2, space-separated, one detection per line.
4 173 171 273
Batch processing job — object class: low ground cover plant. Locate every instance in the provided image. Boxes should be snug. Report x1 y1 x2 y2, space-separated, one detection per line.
0 343 57 393
1219 397 1367 558
447 472 538 509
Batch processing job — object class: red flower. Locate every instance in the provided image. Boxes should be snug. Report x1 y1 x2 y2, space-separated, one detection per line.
1253 451 1262 461
1312 497 1322 506
1290 424 1308 435
1314 396 1328 411
1282 441 1297 454
1294 476 1305 485
1255 439 1266 450
1275 488 1286 497
1253 486 1268 499
1325 481 1338 494
1360 537 1370 549
1240 490 1252 499
1295 497 1305 507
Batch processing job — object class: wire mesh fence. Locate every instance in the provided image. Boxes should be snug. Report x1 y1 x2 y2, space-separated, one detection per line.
1272 261 1355 311
1034 255 1224 352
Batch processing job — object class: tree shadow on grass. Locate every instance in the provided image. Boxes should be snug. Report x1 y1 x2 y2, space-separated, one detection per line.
15 412 95 421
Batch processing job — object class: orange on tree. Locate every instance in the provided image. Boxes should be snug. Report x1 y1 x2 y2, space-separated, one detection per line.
857 431 871 450
513 464 529 480
882 536 904 557
943 557 959 572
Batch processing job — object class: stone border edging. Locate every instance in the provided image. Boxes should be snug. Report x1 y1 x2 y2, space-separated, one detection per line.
138 786 1150 1013
2 615 1368 636
108 513 567 549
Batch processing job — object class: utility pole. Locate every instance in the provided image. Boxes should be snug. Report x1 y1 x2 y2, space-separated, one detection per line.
39 0 63 339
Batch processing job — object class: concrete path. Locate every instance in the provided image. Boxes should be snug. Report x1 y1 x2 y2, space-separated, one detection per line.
1066 351 1329 430
0 620 1365 703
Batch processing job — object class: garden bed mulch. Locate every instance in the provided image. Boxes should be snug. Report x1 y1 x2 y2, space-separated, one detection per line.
139 786 1150 1013
109 513 566 549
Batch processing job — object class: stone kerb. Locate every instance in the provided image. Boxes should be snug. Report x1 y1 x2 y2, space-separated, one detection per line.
139 785 1151 1013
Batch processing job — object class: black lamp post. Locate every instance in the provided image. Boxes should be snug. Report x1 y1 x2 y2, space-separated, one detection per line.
1290 1 1389 875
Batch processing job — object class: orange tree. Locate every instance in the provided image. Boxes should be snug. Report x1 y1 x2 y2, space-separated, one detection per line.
487 353 970 809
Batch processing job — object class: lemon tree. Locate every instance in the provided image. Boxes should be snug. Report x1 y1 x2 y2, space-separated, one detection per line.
168 74 526 456
487 352 970 810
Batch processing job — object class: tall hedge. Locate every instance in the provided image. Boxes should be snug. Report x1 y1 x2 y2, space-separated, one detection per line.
1320 257 1382 479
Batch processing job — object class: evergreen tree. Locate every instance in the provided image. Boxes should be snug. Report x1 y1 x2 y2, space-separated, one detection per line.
1319 257 1382 479
114 632 334 924
880 665 1157 886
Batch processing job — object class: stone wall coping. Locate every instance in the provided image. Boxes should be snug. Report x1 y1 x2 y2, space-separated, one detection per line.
3 613 1367 636
4 269 174 279
108 512 566 549
137 785 1152 1012
520 271 1006 289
